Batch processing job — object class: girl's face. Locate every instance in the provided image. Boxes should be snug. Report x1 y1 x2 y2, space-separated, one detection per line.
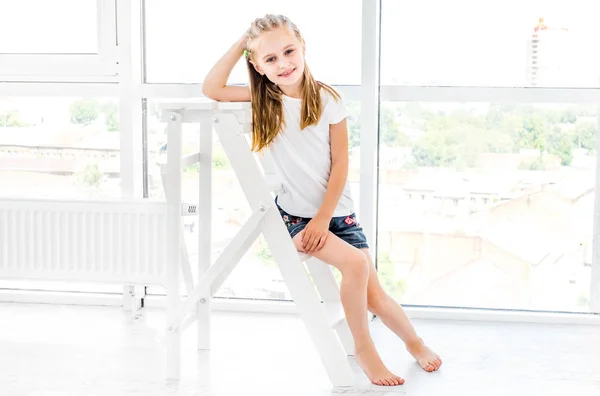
249 26 306 90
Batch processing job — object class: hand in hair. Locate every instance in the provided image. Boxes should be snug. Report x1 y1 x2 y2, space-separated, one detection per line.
301 214 329 253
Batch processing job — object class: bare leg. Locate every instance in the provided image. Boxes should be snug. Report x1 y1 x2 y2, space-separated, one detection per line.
361 249 442 372
293 231 404 386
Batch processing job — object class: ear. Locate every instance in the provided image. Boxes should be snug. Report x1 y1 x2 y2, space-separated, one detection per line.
249 59 265 75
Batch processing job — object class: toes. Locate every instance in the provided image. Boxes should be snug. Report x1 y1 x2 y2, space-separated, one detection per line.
394 375 405 385
374 375 404 386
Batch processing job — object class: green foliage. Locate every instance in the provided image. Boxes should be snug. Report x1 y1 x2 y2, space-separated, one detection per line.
183 163 198 174
377 251 407 299
380 104 411 147
576 293 589 308
103 102 119 132
546 127 574 166
80 164 104 187
0 111 29 127
257 236 275 267
573 119 597 151
70 99 120 132
212 149 230 170
70 99 101 125
384 103 597 169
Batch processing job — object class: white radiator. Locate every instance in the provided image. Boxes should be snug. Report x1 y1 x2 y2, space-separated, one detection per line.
0 198 168 285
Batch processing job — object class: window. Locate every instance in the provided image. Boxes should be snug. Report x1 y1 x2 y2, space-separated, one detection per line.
145 0 361 85
0 1 98 53
0 97 121 199
0 0 117 79
380 0 600 87
377 101 597 312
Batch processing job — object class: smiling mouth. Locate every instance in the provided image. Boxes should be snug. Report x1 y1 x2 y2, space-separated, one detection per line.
278 68 296 78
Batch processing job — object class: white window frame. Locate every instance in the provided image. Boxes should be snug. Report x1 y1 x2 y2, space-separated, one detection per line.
0 0 598 321
0 0 118 82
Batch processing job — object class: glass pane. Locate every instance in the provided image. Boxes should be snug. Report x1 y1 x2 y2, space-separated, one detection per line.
377 101 597 312
0 0 98 54
145 0 361 84
145 99 360 299
0 96 121 294
0 97 120 199
381 0 600 87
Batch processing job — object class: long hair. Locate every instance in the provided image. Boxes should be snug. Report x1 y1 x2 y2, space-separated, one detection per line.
244 14 340 152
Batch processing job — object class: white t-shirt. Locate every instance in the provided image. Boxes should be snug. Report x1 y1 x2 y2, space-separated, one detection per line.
267 89 355 218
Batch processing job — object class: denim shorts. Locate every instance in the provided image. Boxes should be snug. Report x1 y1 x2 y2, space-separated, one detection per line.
275 198 369 250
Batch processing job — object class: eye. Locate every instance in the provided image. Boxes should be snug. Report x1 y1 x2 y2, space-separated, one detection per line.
266 57 275 63
285 49 295 55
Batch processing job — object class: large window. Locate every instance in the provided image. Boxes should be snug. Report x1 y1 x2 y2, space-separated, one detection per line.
0 0 117 79
0 97 121 199
145 0 361 85
2 0 598 316
381 0 600 87
0 1 98 53
377 101 597 312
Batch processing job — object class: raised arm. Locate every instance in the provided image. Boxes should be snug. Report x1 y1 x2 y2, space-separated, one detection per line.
201 36 252 102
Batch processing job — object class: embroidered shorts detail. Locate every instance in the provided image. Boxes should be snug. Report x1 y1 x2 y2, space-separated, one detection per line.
275 200 369 250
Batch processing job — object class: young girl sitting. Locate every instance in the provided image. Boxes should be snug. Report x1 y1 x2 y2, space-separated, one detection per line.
202 13 442 387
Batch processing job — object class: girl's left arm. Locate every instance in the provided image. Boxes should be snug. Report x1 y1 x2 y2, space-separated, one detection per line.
301 118 349 252
318 118 349 219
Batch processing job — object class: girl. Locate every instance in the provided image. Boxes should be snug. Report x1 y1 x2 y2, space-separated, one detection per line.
202 14 442 387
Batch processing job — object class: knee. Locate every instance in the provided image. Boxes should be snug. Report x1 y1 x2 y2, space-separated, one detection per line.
342 250 370 281
367 287 387 313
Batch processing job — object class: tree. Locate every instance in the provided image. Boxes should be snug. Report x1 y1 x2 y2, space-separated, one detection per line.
546 126 574 166
79 164 104 187
0 111 29 127
377 251 407 299
103 102 119 132
212 148 230 170
380 104 411 147
412 127 468 168
519 112 547 152
70 99 102 125
573 119 597 151
559 108 577 124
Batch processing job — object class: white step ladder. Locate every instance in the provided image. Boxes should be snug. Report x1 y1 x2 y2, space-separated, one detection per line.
159 100 355 387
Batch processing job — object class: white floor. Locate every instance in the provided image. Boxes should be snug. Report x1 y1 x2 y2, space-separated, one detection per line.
1 302 600 396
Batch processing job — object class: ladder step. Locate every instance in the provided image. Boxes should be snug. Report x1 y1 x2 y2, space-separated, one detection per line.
324 302 346 328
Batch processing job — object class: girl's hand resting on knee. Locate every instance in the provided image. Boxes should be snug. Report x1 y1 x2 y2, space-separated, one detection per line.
302 215 329 253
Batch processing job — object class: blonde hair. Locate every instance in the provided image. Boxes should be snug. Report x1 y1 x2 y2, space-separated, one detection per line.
244 14 340 152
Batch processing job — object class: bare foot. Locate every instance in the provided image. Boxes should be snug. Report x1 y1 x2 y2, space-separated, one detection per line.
355 345 405 386
406 338 442 372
